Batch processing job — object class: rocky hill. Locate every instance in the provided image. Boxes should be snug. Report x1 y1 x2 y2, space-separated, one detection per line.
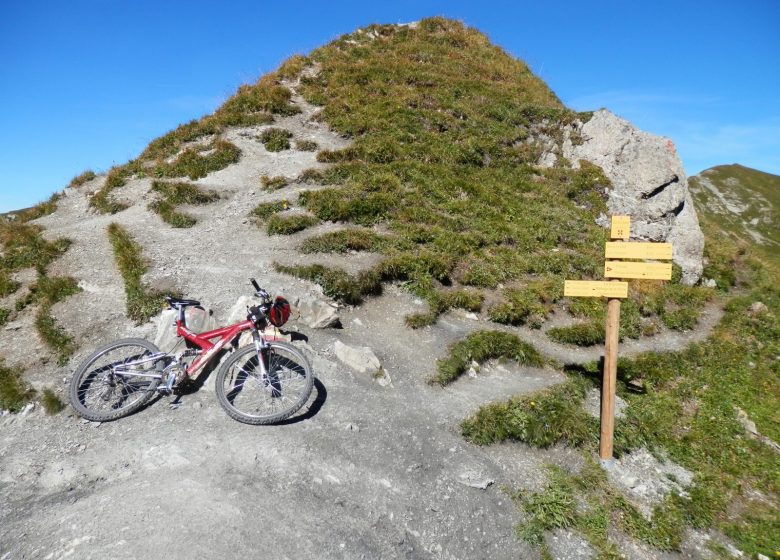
1 18 777 560
690 164 780 258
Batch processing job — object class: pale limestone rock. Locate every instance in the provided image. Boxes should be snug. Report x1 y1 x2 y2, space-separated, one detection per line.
562 110 704 284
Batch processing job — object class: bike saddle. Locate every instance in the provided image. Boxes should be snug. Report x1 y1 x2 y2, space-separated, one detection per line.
165 296 201 308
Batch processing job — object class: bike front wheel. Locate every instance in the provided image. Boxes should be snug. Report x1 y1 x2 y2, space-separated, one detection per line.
215 341 314 425
69 338 163 422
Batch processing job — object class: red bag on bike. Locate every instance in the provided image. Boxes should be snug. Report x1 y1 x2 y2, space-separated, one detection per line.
269 296 291 327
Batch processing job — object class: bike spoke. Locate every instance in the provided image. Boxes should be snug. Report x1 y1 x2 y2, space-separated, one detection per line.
219 345 311 421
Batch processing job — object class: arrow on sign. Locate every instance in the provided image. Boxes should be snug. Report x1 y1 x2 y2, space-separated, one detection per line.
564 280 629 298
604 261 672 280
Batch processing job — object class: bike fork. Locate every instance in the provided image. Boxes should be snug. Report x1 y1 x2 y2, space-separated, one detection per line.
252 330 281 397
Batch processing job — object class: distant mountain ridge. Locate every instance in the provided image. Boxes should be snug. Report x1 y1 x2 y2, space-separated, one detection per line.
689 164 780 255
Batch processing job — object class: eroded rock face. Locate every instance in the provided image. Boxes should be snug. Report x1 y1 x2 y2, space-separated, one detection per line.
561 110 704 285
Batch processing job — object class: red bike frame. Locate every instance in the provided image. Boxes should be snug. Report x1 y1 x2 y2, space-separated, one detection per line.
175 318 283 378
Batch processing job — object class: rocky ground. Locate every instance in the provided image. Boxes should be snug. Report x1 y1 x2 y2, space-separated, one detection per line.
0 81 733 559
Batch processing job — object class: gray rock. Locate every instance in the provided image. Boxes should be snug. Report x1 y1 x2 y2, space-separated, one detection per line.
545 529 596 560
296 297 340 329
583 388 626 420
154 306 216 352
373 368 393 388
607 447 693 518
226 296 263 324
456 472 494 490
747 301 768 316
735 406 780 452
333 340 381 374
735 407 759 435
562 110 704 284
703 278 717 288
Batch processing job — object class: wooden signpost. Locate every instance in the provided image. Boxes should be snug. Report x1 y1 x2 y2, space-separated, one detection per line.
564 216 673 462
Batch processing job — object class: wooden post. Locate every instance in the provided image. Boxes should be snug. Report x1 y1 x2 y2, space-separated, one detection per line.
600 294 620 460
600 215 628 462
564 215 671 462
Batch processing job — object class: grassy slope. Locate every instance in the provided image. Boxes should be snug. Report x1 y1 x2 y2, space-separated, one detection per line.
0 194 79 409
290 22 779 552
461 172 780 555
690 164 780 255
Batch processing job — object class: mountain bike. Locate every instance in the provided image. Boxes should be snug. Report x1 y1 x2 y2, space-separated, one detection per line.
69 279 313 425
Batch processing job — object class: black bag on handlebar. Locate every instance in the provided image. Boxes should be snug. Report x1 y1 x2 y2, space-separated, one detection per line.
269 296 291 327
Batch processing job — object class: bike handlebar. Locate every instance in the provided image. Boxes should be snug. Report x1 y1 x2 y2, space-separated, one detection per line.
249 278 270 301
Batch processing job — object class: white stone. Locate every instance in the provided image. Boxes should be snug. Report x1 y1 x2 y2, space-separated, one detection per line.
154 306 216 352
296 297 340 329
333 340 381 374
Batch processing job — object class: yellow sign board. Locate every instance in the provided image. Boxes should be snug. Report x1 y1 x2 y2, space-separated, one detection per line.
604 261 672 280
610 216 630 240
604 242 673 260
564 280 629 298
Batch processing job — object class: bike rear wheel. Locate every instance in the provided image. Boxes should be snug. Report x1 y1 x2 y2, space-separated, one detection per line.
69 338 162 422
215 341 314 425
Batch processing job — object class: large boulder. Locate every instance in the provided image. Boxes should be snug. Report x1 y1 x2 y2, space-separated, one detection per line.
153 306 217 352
561 110 704 285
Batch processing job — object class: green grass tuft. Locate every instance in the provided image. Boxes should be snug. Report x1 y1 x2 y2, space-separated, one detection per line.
13 192 63 223
432 330 543 385
68 170 96 188
548 321 604 346
107 223 178 323
295 139 318 151
0 212 78 364
148 180 219 228
274 262 381 305
266 213 319 235
41 388 65 414
154 139 241 180
461 378 595 446
513 466 578 545
0 360 35 412
259 127 293 151
0 271 20 297
299 228 386 253
0 221 70 273
260 175 289 190
250 200 289 221
90 164 135 214
488 276 563 328
24 275 82 365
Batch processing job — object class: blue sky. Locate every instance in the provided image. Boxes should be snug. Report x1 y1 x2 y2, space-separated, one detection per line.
1 0 778 212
